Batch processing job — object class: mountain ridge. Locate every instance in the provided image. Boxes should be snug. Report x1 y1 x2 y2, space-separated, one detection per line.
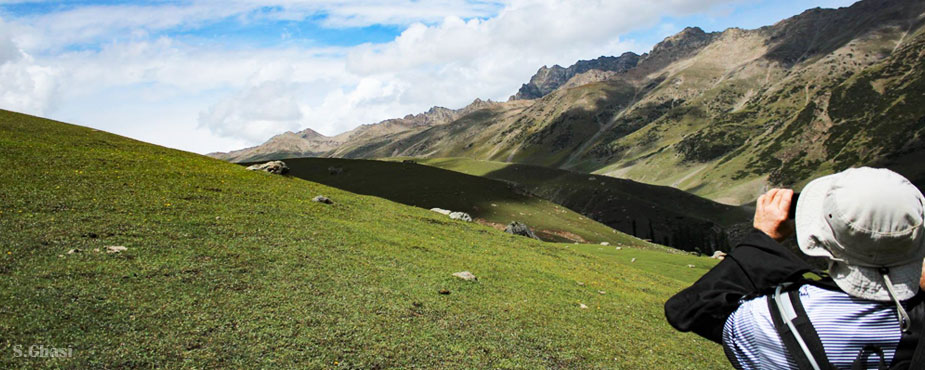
210 0 925 205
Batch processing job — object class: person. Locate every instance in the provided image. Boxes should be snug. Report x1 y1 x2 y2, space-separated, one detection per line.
665 167 925 369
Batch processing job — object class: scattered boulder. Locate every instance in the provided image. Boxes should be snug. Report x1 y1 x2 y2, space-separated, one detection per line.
504 221 541 240
430 208 452 215
631 258 637 263
452 271 477 281
600 242 610 246
598 290 606 295
579 303 589 309
438 289 451 295
449 212 472 222
577 282 585 286
615 247 622 250
687 264 695 268
711 251 727 260
312 195 334 204
246 160 289 175
67 248 80 255
106 246 127 254
328 166 344 175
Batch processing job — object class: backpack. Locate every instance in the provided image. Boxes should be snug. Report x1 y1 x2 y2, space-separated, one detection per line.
768 282 925 370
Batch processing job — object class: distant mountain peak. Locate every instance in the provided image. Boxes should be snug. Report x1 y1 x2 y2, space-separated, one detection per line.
510 53 640 100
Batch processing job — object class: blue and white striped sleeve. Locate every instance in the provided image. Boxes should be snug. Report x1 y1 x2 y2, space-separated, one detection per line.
723 295 796 369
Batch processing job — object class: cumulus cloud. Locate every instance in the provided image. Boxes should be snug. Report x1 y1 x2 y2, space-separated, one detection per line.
198 81 306 143
0 19 58 115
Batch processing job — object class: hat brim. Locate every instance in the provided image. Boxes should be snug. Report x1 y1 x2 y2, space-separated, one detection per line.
795 173 839 259
796 170 924 301
830 259 922 301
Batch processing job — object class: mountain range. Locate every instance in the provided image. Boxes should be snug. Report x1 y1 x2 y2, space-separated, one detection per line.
210 0 925 205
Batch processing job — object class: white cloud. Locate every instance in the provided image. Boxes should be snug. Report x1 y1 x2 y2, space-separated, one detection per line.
198 80 307 143
0 0 752 154
0 19 59 115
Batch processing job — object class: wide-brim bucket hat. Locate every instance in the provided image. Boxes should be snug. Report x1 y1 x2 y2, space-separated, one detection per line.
795 167 925 302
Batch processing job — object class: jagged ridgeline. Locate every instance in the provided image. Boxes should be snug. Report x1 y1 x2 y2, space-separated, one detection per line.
211 0 925 206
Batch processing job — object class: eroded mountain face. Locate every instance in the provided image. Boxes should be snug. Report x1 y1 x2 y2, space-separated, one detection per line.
211 0 925 205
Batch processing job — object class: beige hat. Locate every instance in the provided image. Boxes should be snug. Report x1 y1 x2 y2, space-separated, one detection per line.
796 167 925 302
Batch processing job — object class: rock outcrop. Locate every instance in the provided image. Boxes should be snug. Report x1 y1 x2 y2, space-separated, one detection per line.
246 160 289 175
449 212 472 222
430 208 452 216
504 221 540 240
452 271 477 281
312 195 334 204
511 53 640 100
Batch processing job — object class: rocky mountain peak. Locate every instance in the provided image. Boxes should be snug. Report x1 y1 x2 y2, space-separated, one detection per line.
636 26 718 72
511 53 640 100
294 127 327 140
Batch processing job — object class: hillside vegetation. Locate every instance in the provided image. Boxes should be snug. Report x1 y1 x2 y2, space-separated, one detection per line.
212 0 925 205
412 157 751 253
278 157 664 247
0 110 724 368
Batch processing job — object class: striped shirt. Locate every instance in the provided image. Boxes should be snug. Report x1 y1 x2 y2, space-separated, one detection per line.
723 284 902 369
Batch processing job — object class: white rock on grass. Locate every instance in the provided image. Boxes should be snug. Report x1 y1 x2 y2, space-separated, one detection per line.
687 264 695 268
312 195 334 204
600 242 610 246
631 258 637 263
430 208 452 215
449 212 472 222
452 271 477 281
246 160 289 175
106 246 127 254
579 303 589 309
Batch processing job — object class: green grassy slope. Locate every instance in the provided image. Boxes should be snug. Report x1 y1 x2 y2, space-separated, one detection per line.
0 110 724 368
277 157 660 247
413 157 750 253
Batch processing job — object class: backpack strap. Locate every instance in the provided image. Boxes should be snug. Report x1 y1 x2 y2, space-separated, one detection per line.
768 284 836 370
891 292 925 369
852 345 887 370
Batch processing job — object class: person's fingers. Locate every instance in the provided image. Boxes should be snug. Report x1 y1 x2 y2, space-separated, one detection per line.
770 188 785 209
779 189 793 215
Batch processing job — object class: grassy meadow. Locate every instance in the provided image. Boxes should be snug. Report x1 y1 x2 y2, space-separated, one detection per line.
0 110 725 368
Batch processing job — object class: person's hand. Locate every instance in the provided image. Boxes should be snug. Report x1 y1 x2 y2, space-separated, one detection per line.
919 259 925 291
753 188 795 242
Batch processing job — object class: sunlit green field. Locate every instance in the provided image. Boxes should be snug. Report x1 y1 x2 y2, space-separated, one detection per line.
0 110 725 368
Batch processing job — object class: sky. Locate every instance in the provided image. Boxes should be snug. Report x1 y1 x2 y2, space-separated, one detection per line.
0 0 859 154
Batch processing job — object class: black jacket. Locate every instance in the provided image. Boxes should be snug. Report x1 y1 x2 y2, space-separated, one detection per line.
664 229 816 343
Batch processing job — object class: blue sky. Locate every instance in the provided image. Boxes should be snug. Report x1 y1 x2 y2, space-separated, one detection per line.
0 0 858 153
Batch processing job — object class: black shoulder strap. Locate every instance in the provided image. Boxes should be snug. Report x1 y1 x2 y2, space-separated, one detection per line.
852 345 887 370
891 292 925 369
768 284 836 370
